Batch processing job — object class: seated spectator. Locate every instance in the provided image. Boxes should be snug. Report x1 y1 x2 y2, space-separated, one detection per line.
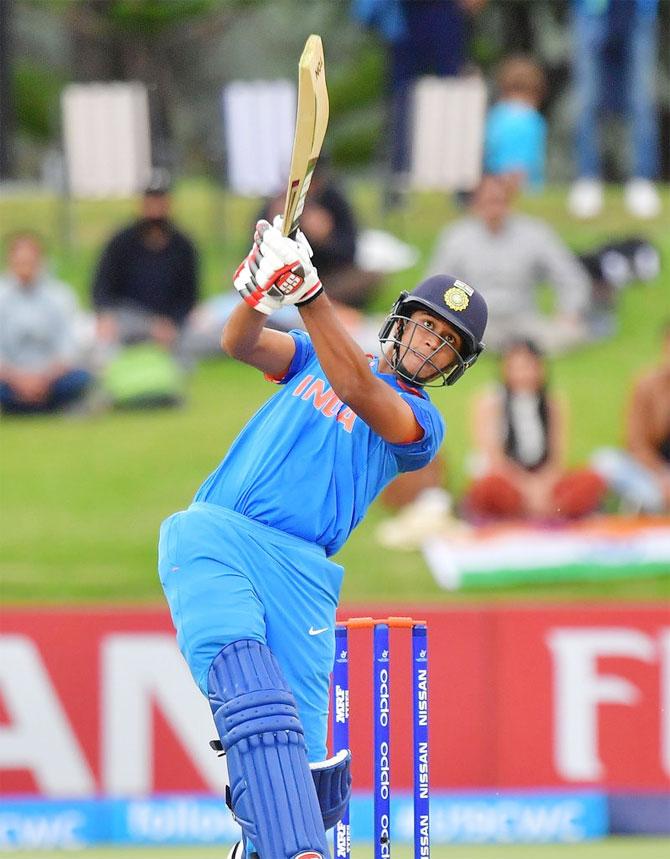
484 55 547 192
592 322 670 513
92 174 198 362
464 339 605 521
0 233 92 415
258 160 381 310
427 175 592 353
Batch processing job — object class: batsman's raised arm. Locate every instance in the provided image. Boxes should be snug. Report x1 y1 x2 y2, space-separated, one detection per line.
228 217 487 446
221 301 296 379
228 218 427 443
221 225 297 378
298 293 425 444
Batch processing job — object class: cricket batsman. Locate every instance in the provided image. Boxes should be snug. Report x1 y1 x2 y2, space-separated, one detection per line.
158 217 488 859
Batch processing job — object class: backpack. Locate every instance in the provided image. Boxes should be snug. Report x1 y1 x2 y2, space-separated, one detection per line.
102 343 184 409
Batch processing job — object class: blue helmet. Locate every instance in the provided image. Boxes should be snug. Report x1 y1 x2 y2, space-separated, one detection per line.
379 274 488 386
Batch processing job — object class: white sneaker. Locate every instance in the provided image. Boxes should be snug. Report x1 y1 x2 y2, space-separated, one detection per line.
568 179 604 219
624 178 661 219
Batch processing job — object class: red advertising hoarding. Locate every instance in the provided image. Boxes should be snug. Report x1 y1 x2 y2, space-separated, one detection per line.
1 604 668 796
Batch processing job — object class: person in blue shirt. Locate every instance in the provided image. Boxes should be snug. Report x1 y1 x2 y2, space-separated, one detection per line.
484 55 548 192
158 218 488 859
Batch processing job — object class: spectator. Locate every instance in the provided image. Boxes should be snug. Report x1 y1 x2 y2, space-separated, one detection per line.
592 322 670 513
258 161 381 310
353 0 487 204
464 339 606 521
92 175 198 360
484 55 547 192
427 175 592 353
568 0 662 220
0 233 92 415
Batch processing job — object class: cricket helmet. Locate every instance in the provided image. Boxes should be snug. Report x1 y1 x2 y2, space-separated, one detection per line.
378 274 488 386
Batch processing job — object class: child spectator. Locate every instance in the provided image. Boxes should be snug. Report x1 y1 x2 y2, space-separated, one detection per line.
484 55 548 192
464 339 605 521
0 233 92 415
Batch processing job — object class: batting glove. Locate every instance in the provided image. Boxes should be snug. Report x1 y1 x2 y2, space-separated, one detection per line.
257 216 323 307
233 222 284 315
233 219 323 312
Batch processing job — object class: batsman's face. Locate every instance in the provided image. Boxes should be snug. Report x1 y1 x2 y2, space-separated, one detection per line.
399 311 463 380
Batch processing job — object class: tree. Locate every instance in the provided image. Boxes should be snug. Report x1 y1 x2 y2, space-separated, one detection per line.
63 0 245 167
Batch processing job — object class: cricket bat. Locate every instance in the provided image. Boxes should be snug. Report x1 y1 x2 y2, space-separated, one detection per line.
281 34 329 238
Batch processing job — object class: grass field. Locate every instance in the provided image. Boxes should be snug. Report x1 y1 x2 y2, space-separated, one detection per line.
2 840 669 859
1 182 669 604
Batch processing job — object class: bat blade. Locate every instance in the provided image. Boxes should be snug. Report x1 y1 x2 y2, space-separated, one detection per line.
282 34 329 237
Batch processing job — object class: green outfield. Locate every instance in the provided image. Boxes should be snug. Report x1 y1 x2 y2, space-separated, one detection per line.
2 840 669 859
1 183 669 604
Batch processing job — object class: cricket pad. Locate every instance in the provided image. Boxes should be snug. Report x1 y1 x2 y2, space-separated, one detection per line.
208 639 329 859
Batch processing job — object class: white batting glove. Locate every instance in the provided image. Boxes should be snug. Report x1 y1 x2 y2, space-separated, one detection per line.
257 216 323 307
233 218 323 312
233 222 284 315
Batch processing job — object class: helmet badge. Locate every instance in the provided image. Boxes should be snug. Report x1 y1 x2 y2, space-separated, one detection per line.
443 285 470 311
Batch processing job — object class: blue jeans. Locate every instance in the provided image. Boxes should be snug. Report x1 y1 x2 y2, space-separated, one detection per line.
572 3 660 179
0 369 92 415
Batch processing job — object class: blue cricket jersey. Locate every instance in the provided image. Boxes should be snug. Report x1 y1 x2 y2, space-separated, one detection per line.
194 330 445 556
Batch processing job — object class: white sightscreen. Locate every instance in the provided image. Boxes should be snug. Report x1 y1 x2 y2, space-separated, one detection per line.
62 82 152 198
223 80 296 197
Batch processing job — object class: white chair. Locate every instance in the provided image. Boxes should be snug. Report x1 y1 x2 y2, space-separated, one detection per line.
410 74 487 192
222 80 296 197
61 82 151 198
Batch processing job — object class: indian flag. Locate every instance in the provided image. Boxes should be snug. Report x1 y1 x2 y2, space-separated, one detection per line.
422 517 670 590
